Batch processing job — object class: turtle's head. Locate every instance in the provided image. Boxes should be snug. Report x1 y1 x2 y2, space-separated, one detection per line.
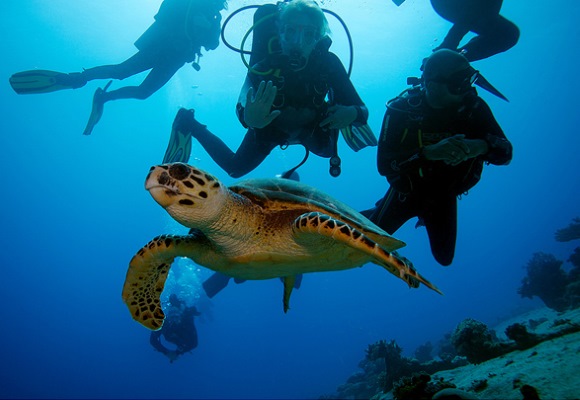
145 163 227 228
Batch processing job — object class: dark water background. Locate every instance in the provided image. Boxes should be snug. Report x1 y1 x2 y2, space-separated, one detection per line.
1 0 579 398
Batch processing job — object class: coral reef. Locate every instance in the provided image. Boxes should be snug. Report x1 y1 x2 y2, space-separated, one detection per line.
520 384 541 400
518 252 570 311
392 373 455 400
519 218 580 312
555 217 580 242
451 316 580 364
327 339 466 399
326 219 580 399
328 313 580 399
450 318 509 364
569 247 580 273
431 388 479 399
414 341 433 363
365 339 412 393
504 323 541 349
435 333 458 363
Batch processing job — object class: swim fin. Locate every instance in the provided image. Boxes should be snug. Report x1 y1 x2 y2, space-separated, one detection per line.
82 80 111 136
9 70 86 95
202 272 232 298
474 73 509 102
162 108 194 163
340 123 378 152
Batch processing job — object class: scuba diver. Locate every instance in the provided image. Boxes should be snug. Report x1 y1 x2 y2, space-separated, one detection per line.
162 0 377 178
361 49 513 266
393 0 520 62
149 293 201 363
9 0 227 136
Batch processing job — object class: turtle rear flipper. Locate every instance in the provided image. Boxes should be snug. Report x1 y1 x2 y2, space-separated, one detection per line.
292 212 443 295
282 275 297 313
122 233 211 330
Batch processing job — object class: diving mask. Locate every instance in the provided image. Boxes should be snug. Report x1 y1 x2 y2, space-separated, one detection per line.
428 67 479 95
280 23 320 47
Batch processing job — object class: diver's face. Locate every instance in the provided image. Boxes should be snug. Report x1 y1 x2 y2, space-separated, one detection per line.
425 67 476 109
279 14 321 70
425 81 464 109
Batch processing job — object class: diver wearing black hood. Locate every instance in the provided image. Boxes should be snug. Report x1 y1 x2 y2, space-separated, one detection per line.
361 50 513 266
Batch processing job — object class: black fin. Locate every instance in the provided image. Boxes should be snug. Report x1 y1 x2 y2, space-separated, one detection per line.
474 73 509 102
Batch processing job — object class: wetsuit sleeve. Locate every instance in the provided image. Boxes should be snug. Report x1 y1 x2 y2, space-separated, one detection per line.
471 99 513 165
326 53 368 125
236 74 255 128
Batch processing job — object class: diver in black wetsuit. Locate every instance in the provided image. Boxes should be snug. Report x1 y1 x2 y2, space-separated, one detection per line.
10 0 227 136
149 294 200 363
393 0 519 62
80 0 225 100
166 0 376 178
80 0 227 134
361 50 513 266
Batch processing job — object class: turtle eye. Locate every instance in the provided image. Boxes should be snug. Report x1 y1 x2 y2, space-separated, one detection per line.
168 163 190 180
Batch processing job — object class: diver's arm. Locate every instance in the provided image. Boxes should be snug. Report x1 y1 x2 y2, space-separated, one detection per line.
236 76 254 128
472 100 513 165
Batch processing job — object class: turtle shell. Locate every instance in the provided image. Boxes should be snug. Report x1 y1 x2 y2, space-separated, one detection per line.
229 178 405 251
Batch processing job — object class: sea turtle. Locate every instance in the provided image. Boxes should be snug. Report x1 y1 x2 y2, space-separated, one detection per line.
122 163 442 330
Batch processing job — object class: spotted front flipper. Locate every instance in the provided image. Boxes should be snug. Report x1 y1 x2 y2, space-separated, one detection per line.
122 232 212 330
293 212 443 295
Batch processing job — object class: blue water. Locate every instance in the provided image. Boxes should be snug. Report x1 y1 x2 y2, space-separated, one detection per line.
1 1 579 398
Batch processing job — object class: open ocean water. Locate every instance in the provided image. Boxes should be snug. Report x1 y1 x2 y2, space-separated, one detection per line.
1 0 579 398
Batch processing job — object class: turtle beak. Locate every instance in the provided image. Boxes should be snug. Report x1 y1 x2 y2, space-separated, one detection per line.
145 166 180 208
147 185 180 209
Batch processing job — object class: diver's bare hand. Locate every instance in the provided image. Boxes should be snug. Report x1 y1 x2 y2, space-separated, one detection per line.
424 135 490 165
423 134 470 165
244 81 281 129
319 105 357 129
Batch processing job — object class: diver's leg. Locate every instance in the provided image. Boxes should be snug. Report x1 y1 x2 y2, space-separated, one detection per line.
436 24 470 52
460 16 520 61
202 272 233 298
422 195 457 266
431 0 516 61
198 128 275 178
101 58 185 101
431 0 502 23
149 331 169 355
81 54 183 135
430 0 475 52
174 110 276 178
80 51 154 82
361 187 417 235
